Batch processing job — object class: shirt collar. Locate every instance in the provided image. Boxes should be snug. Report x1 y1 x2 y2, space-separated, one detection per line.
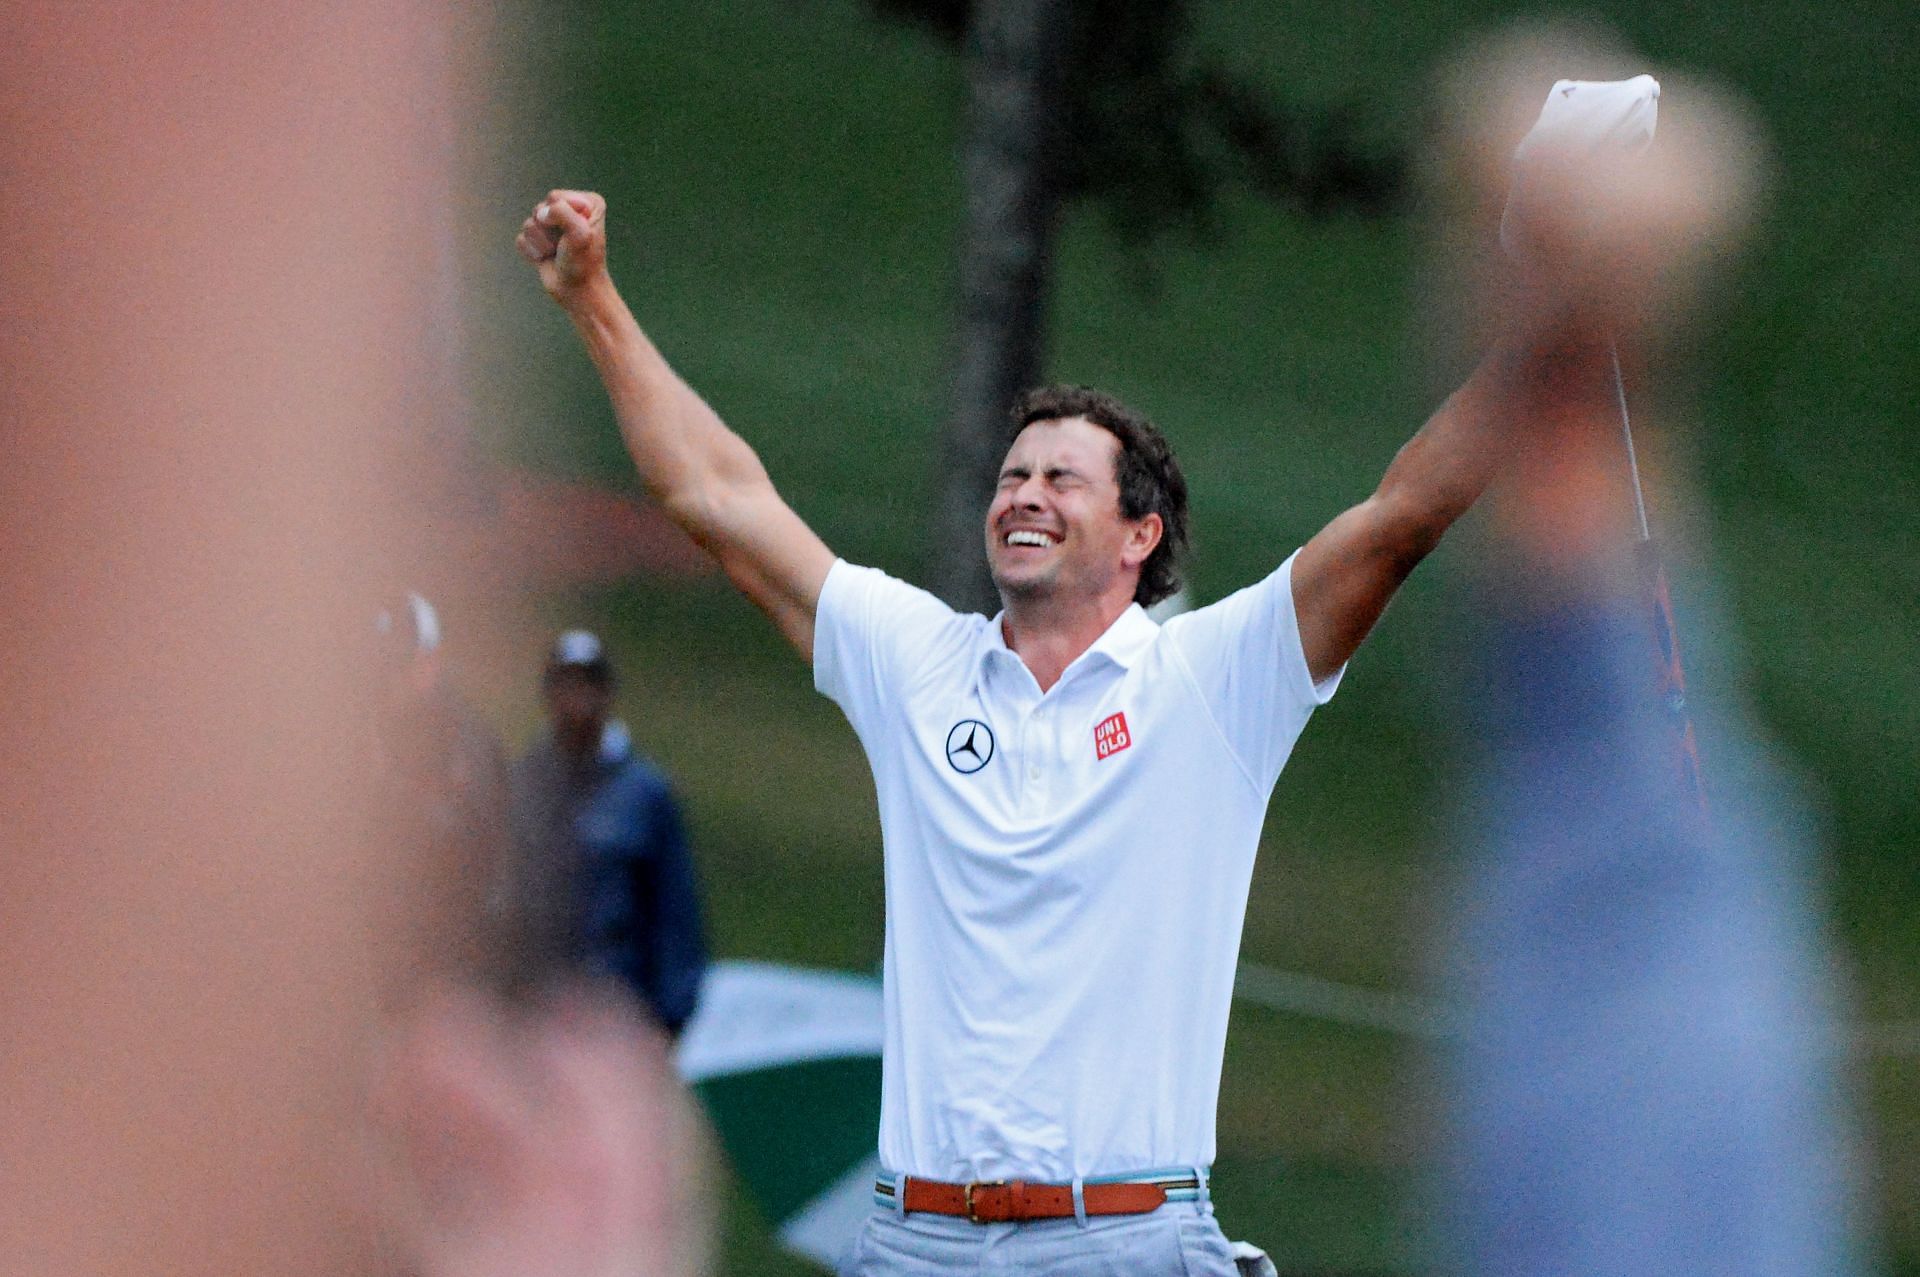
979 601 1160 680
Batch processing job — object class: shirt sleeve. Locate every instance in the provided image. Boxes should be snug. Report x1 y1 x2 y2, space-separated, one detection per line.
813 560 973 740
1162 548 1344 791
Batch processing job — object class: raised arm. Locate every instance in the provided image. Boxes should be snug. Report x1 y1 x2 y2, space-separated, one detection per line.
1291 346 1524 682
516 191 833 660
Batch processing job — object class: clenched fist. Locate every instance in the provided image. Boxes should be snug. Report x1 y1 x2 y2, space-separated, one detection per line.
516 189 609 304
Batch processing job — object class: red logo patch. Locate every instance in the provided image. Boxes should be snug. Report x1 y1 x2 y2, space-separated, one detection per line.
1093 711 1132 760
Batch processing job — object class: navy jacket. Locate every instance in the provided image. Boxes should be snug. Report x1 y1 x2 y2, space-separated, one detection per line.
505 722 707 1033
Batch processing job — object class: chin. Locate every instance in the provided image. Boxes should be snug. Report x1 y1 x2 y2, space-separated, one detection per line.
991 570 1050 603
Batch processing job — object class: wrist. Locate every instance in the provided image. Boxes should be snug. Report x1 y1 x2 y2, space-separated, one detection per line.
555 267 619 319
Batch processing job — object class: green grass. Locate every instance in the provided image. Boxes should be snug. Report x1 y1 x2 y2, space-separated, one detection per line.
472 1 1920 1270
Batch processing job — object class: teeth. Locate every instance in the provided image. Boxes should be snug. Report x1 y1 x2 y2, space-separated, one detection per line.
1006 530 1053 547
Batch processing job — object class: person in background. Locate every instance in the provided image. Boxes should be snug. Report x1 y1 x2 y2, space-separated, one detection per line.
503 630 707 1036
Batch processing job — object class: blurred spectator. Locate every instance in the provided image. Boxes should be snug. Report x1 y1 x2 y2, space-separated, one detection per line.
503 630 707 1035
1429 60 1861 1276
373 591 513 990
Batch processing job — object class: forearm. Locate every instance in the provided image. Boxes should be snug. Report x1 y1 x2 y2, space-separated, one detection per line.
1370 355 1511 560
1292 337 1566 678
562 273 770 531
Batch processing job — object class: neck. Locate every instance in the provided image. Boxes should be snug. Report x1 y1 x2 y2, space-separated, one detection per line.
1000 590 1135 692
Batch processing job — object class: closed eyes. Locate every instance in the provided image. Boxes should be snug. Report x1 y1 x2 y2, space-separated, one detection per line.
997 467 1087 490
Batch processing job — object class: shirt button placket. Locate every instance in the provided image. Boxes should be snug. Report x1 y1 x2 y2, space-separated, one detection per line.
1016 705 1041 814
1028 705 1048 797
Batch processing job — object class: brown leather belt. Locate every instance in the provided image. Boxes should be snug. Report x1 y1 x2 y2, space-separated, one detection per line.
896 1176 1168 1224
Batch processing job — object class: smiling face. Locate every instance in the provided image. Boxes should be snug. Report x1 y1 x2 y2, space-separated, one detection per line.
985 416 1162 610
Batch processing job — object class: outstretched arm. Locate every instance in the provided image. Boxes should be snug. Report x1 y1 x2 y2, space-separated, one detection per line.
1292 344 1528 682
517 191 833 660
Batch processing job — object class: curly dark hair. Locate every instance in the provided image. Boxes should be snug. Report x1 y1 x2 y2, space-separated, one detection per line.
1008 385 1189 607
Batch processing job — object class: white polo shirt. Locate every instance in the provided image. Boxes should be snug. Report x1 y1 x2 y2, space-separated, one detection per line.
813 550 1341 1182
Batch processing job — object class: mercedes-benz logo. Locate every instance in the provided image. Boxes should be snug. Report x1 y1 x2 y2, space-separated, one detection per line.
945 719 994 774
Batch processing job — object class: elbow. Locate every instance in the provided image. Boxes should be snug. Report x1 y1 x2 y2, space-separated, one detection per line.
660 482 746 558
1399 512 1451 568
1381 527 1440 585
1369 493 1452 578
660 482 721 540
660 440 772 541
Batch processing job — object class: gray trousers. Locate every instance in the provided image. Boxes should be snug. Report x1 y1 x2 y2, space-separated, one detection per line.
839 1203 1239 1276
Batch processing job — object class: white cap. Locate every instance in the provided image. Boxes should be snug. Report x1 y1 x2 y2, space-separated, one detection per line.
545 628 614 681
1502 74 1661 256
552 629 602 665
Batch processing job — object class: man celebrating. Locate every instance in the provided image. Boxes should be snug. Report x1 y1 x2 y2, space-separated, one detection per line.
516 188 1520 1274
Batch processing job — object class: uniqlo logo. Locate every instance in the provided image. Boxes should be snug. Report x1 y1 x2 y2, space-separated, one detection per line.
1093 711 1132 760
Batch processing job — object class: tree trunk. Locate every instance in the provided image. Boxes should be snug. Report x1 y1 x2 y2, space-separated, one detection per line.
930 0 1069 614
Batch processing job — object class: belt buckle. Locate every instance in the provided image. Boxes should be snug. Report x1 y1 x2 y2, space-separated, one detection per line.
963 1180 1007 1224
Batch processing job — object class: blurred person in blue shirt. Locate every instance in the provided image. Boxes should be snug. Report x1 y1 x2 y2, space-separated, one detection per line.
1437 552 1862 1277
504 630 707 1036
1426 67 1864 1277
